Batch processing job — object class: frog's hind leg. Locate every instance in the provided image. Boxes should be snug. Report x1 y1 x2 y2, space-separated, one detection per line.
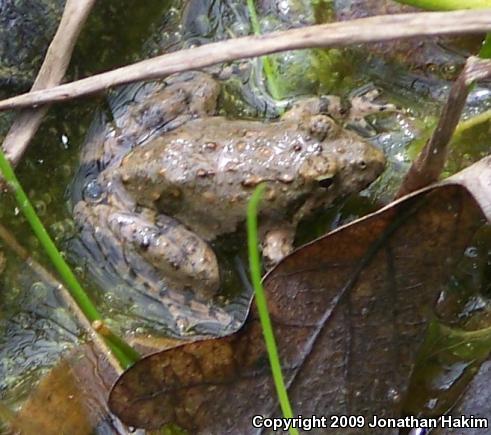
112 71 221 142
281 89 398 134
73 202 220 299
281 96 345 122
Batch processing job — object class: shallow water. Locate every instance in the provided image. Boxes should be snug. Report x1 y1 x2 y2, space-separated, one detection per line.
0 0 176 411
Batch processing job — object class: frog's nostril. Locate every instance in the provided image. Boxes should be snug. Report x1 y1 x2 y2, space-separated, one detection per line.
317 176 334 189
359 160 367 170
140 234 151 250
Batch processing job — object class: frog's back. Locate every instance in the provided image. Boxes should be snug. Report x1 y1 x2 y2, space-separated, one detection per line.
116 114 377 240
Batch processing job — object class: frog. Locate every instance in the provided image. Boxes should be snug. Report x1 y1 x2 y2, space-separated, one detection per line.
73 70 386 306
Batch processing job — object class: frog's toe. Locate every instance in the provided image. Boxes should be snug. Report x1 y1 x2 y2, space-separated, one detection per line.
261 227 295 268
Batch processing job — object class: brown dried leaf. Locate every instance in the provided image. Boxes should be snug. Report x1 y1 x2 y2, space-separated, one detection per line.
109 158 488 432
14 342 122 435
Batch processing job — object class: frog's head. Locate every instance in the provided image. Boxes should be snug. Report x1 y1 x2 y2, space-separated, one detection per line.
297 124 385 204
331 130 386 196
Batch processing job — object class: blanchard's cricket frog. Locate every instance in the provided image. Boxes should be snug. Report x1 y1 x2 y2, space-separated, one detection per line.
74 71 386 301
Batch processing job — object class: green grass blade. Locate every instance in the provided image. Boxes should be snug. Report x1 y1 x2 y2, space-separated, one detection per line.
480 33 491 58
394 0 491 9
94 321 141 368
246 0 282 100
247 184 298 435
246 0 261 35
0 148 139 369
0 150 99 322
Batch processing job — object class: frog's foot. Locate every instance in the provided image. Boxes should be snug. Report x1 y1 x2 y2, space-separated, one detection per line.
75 202 220 299
261 225 295 268
346 86 398 133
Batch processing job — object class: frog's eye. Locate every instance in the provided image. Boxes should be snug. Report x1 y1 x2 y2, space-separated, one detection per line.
317 175 334 189
82 179 105 203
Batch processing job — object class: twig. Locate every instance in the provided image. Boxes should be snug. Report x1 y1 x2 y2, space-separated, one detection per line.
1 0 96 166
396 56 491 198
0 222 123 374
0 9 490 111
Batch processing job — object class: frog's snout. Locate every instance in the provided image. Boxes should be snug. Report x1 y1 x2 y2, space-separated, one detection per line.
346 142 386 191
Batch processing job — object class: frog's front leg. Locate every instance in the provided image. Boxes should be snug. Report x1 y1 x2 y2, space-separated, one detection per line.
260 223 296 267
74 202 220 298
